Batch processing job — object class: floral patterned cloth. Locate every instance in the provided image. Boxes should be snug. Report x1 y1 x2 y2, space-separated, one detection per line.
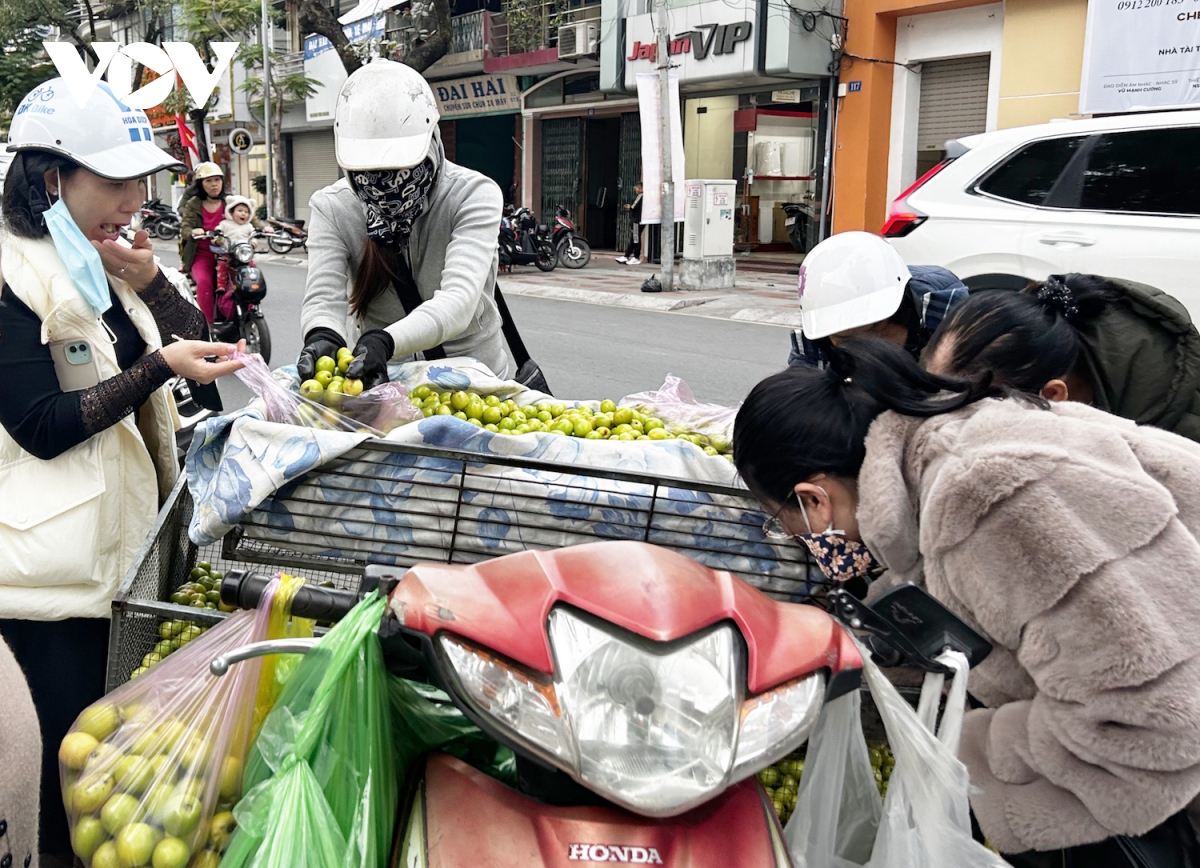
799 534 884 583
349 157 439 247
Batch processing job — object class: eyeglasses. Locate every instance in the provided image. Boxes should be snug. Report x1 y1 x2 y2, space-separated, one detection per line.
762 493 798 540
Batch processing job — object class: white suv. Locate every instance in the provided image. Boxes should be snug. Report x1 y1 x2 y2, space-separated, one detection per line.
884 111 1200 318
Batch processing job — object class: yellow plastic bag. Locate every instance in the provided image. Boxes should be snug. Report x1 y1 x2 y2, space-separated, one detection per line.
252 572 315 737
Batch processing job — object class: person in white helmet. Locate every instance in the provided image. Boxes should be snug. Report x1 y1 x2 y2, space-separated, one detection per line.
180 160 228 323
788 231 968 368
0 78 244 860
299 59 544 390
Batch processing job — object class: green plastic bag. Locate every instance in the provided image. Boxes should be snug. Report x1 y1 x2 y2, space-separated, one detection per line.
387 675 518 788
224 594 396 868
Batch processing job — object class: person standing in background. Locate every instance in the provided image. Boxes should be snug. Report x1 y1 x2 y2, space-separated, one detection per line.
616 182 643 265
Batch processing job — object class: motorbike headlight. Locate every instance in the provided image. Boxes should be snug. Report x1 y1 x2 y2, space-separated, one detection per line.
233 243 253 264
438 607 826 817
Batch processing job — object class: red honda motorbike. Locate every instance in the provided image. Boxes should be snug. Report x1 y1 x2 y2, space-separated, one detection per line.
216 542 988 867
553 204 592 269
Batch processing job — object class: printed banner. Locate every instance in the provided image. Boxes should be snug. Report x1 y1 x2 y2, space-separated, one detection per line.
1080 2 1200 113
636 72 685 224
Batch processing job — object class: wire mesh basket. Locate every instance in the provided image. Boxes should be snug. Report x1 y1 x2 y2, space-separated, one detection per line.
112 440 817 692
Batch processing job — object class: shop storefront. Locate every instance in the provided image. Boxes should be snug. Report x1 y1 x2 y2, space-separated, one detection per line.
521 71 641 251
602 0 839 251
432 72 523 204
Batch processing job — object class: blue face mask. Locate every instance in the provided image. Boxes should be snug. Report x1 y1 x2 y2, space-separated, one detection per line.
43 179 112 317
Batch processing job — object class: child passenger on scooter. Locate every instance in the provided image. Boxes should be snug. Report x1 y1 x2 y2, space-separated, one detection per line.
214 195 261 319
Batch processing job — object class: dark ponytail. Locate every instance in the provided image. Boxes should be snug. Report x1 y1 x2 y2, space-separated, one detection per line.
733 338 995 506
925 275 1122 393
350 238 405 318
1 150 80 239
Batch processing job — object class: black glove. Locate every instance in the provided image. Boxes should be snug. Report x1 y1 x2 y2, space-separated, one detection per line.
345 329 394 390
296 327 345 382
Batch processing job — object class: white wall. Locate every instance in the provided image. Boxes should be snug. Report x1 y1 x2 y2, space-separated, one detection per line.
887 3 1003 203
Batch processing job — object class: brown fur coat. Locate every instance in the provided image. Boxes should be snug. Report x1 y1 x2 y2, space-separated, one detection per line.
858 398 1200 852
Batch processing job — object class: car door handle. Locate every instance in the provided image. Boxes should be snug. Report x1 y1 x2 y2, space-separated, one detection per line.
1039 233 1096 247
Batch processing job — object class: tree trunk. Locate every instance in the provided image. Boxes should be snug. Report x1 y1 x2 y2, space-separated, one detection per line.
401 0 452 74
273 94 287 216
295 0 362 75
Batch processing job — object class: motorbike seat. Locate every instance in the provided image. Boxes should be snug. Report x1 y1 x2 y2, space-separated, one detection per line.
276 217 305 227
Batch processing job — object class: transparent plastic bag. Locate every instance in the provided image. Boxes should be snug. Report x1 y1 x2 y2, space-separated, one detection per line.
224 594 395 868
620 374 737 452
785 690 883 868
57 581 286 868
233 351 421 436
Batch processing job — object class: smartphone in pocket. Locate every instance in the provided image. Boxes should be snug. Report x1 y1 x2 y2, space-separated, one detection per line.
49 339 102 392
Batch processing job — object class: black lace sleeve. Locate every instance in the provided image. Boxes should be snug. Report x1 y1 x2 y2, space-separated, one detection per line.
140 270 207 344
78 352 174 438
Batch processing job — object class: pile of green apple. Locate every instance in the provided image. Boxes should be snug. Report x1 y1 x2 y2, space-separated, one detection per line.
297 347 365 410
60 704 242 868
757 742 895 825
408 387 734 460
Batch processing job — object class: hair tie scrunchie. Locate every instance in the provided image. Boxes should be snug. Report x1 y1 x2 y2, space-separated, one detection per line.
1036 276 1079 320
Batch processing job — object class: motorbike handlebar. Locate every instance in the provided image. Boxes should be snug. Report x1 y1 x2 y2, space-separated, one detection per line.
220 569 362 622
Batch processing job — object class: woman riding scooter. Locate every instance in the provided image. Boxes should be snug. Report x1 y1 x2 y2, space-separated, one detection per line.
180 161 227 323
298 59 545 391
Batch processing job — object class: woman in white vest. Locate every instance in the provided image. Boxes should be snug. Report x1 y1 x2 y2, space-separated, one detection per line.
0 78 244 860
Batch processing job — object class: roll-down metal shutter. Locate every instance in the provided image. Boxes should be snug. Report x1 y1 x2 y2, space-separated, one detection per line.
290 130 340 222
917 55 990 154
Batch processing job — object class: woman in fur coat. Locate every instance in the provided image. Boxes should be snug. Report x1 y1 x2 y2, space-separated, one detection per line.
734 338 1200 866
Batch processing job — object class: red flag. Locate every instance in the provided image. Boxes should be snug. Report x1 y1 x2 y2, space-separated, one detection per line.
175 114 201 164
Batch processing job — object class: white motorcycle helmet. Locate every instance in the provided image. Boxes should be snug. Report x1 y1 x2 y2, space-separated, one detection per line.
7 78 185 179
193 161 223 181
334 58 439 171
797 231 913 340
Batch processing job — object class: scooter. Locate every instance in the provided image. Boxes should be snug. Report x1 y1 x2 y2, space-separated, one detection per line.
264 216 308 254
201 230 272 363
780 203 813 254
214 541 990 867
140 198 181 240
499 206 557 272
552 204 592 269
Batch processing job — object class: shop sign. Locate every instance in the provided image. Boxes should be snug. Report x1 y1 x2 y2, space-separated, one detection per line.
623 0 758 88
433 74 521 118
1081 1 1200 113
772 89 801 103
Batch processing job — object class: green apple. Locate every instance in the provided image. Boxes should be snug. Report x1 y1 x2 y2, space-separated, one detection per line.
72 815 108 860
180 738 211 773
116 823 157 868
73 773 117 814
77 704 123 741
86 743 123 774
142 782 175 823
314 356 336 375
152 836 191 868
208 812 236 853
60 731 100 771
218 756 242 801
93 841 121 868
101 792 142 835
161 792 202 838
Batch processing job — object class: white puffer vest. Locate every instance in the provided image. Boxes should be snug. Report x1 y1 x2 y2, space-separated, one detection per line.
0 234 178 621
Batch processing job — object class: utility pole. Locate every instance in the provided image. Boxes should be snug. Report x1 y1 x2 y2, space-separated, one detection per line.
654 0 674 291
261 0 273 219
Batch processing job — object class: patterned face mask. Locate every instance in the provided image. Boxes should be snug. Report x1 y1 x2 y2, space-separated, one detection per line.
350 157 439 247
795 488 884 584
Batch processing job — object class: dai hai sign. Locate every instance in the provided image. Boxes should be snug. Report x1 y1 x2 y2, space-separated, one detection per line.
434 74 521 119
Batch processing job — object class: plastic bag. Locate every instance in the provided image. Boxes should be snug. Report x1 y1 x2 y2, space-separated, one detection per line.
388 676 517 787
223 593 395 868
785 649 1010 868
57 581 286 868
233 351 421 436
620 374 737 453
785 690 882 868
252 572 315 738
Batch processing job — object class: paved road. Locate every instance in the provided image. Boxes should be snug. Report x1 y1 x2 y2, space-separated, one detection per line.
159 250 793 411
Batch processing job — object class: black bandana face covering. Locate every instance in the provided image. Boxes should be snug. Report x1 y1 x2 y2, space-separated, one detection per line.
350 157 439 247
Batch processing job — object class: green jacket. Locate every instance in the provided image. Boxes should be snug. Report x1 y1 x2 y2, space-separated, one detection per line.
179 194 223 271
1075 278 1200 442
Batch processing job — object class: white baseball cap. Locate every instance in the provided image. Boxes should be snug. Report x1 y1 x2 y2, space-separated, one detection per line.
7 78 185 180
334 58 440 171
797 231 913 340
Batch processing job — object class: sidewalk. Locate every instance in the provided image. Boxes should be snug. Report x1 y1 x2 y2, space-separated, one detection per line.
155 239 805 328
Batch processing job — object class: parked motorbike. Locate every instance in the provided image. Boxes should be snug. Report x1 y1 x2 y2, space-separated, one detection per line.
499 206 557 272
201 230 272 363
215 541 991 867
139 198 181 240
780 203 814 254
552 204 591 269
264 216 309 254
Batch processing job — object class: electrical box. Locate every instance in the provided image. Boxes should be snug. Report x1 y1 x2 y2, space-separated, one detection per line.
683 180 736 260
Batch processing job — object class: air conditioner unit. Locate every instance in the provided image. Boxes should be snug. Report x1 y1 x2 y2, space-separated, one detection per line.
558 22 599 59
